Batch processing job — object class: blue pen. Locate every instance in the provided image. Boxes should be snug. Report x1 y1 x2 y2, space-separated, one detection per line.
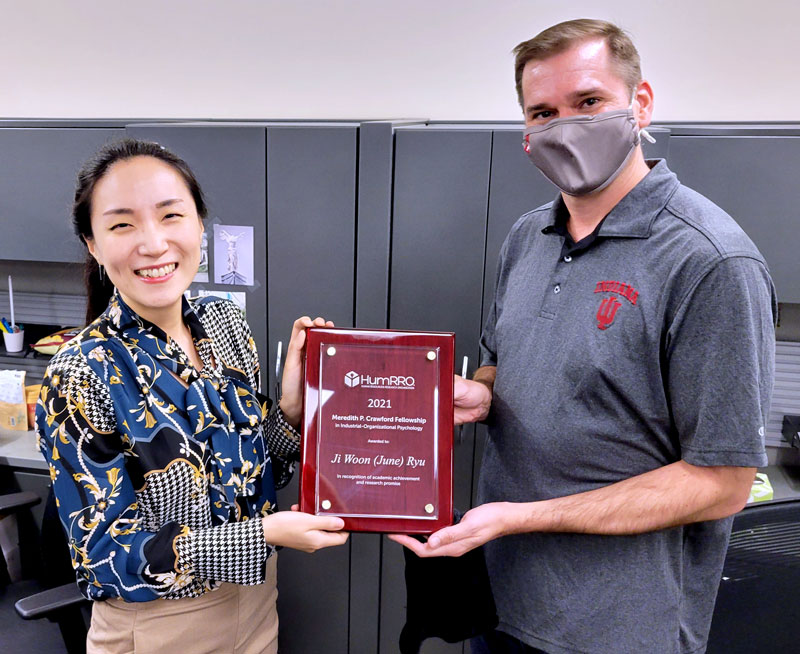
0 317 11 333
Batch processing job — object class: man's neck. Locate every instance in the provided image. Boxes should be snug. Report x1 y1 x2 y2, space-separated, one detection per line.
562 150 651 242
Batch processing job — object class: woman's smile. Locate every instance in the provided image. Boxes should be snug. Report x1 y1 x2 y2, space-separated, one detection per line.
135 262 178 281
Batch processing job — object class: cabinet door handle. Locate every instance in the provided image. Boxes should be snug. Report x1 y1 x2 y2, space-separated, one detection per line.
457 356 468 444
274 341 283 400
275 341 283 379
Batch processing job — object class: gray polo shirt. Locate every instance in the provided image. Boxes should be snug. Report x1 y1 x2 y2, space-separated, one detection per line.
478 160 776 654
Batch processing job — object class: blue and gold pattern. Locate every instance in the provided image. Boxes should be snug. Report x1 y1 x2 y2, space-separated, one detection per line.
36 292 300 602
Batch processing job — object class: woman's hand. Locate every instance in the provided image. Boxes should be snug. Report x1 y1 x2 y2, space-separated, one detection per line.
261 510 349 553
279 316 333 427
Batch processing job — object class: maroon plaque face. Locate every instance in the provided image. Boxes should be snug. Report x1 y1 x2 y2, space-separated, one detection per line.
301 328 454 533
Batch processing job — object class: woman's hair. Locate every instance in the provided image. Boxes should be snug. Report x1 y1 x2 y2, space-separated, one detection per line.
73 139 208 323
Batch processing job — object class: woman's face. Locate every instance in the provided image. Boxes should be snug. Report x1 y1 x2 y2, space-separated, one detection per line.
85 156 203 325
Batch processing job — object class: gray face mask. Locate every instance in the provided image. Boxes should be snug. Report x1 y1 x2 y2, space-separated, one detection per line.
522 101 651 196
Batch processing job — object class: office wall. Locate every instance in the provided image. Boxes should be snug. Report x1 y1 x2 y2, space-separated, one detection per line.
2 0 798 122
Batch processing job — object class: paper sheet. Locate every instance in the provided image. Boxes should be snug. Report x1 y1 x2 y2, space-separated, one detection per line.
0 370 25 404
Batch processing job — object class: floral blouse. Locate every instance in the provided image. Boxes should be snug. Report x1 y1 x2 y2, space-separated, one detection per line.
36 292 300 602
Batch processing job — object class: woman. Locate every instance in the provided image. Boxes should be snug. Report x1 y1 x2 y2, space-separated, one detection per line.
35 139 347 654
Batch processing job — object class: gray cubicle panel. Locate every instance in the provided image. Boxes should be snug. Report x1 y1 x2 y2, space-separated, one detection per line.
265 125 358 390
382 126 493 653
265 124 358 654
663 129 800 303
124 123 270 371
0 128 124 263
356 121 400 329
350 120 428 654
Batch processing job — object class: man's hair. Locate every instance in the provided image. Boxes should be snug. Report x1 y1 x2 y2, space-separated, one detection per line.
513 19 642 108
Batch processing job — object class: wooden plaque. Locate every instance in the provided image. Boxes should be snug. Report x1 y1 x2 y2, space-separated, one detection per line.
300 327 454 533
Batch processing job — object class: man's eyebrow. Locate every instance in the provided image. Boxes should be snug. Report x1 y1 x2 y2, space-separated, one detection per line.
569 87 605 100
525 88 607 114
526 102 552 113
156 198 185 208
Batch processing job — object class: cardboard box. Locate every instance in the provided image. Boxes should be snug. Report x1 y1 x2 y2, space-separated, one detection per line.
25 384 41 431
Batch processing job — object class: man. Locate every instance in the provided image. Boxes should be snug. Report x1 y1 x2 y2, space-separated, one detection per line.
391 18 776 654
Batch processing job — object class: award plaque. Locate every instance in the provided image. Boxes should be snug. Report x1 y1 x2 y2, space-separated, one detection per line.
300 327 454 534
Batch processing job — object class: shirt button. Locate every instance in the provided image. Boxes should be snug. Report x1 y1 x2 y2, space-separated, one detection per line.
563 255 572 263
554 284 561 294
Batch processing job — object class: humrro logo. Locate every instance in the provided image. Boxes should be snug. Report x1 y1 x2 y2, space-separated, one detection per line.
344 370 415 390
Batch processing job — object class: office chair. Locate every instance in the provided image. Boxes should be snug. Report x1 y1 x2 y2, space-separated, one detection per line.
0 490 41 585
706 498 800 653
1 488 89 654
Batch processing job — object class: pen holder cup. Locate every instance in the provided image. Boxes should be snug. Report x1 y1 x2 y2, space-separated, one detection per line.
3 329 24 353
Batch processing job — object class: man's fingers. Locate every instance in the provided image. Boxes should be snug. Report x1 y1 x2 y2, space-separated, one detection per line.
387 533 470 557
427 525 459 549
387 534 431 556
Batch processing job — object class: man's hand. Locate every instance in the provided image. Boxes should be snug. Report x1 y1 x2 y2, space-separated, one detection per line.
454 366 495 425
388 502 521 557
389 462 756 557
279 316 333 427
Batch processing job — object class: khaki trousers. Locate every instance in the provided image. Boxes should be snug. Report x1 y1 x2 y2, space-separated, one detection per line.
87 554 278 654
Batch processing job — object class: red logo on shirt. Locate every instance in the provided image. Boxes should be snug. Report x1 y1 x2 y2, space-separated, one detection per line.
593 280 639 305
594 280 639 330
596 297 622 330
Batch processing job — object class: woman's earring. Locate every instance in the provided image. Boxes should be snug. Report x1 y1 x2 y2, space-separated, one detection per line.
99 264 105 282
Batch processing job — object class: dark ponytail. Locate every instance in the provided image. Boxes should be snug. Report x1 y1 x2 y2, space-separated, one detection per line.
83 256 115 325
72 139 207 324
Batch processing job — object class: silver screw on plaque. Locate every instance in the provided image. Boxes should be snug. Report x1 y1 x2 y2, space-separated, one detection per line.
326 346 336 356
322 499 332 510
424 504 434 514
426 351 436 361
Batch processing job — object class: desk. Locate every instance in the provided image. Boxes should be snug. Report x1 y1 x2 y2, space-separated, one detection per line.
0 427 45 471
752 464 800 504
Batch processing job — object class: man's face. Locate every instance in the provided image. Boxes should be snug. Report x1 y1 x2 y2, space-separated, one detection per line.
520 39 635 128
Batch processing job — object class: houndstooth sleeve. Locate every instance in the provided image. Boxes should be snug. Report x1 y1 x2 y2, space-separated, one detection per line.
265 407 301 489
175 518 270 587
171 410 297 585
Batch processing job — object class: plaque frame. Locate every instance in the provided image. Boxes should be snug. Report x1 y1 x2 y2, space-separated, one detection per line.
300 327 454 534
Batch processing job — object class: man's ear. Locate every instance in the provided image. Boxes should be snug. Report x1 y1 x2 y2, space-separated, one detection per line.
634 80 654 129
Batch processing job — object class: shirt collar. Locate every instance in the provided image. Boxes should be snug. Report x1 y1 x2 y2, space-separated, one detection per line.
105 289 210 345
541 159 680 240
